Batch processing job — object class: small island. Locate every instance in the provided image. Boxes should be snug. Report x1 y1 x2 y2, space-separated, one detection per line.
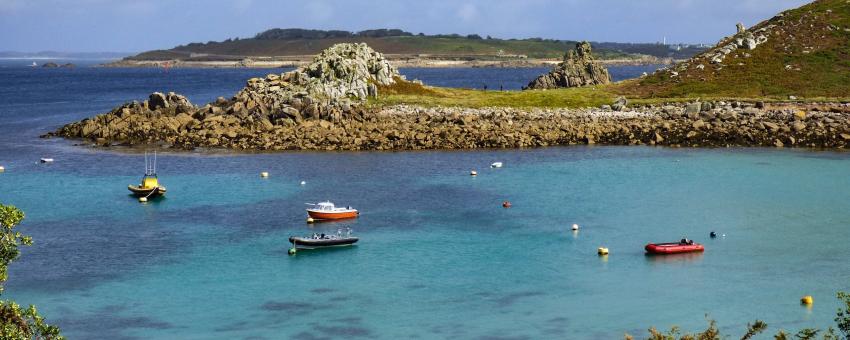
45 0 850 151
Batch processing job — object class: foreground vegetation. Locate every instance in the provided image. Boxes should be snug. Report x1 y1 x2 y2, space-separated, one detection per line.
629 292 850 339
0 204 62 339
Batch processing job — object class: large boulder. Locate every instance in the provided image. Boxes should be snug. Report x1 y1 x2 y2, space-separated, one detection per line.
525 42 611 90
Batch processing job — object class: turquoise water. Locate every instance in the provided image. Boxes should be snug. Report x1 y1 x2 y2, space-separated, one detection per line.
1 66 849 339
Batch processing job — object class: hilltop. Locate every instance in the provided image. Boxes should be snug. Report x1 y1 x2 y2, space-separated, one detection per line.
619 0 850 99
111 28 705 67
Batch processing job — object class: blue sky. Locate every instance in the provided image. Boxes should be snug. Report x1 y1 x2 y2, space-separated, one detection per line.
0 0 810 52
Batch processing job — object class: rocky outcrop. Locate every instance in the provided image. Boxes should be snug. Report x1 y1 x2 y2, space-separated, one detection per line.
525 42 611 90
43 99 850 150
708 22 771 64
48 43 404 145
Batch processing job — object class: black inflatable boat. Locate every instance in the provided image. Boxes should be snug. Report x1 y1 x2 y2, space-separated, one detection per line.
289 231 358 248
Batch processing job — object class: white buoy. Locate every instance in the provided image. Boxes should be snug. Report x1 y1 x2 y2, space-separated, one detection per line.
470 170 478 176
139 197 148 203
571 223 579 231
260 171 269 178
300 181 306 185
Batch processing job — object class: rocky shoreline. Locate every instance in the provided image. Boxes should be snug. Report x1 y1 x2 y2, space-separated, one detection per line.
101 56 670 69
44 99 850 151
49 43 850 152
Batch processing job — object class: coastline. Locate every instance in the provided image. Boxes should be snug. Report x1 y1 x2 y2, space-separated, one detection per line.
44 101 850 151
101 56 673 69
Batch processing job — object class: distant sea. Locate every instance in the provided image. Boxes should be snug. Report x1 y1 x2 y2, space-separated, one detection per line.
1 60 849 339
0 59 662 90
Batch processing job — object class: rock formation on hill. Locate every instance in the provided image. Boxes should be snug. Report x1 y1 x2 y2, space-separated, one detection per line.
624 0 850 98
525 42 611 90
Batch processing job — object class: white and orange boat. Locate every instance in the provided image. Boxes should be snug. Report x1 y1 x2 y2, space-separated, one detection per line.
306 201 359 220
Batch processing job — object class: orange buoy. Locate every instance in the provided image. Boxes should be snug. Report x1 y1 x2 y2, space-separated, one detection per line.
502 201 512 208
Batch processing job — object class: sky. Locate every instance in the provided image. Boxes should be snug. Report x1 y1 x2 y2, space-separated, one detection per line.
0 0 812 52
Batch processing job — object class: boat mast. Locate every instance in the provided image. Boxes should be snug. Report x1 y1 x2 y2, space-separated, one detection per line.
144 151 156 176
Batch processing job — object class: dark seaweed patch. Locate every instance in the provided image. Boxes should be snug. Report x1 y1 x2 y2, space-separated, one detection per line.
494 291 545 307
477 335 531 340
331 316 362 323
316 325 373 337
261 301 330 313
310 288 335 294
56 313 173 340
291 332 331 340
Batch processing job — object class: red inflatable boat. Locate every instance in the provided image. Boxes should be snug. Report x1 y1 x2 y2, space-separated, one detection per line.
645 242 704 254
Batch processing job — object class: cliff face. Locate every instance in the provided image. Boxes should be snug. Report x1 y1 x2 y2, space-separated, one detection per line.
525 42 611 90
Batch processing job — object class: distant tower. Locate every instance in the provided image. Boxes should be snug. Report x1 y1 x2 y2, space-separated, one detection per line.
663 36 667 45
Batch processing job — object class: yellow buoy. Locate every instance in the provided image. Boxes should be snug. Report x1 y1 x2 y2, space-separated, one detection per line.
571 223 579 231
306 217 315 224
139 197 148 203
597 247 609 255
260 172 269 178
470 170 478 176
801 295 813 305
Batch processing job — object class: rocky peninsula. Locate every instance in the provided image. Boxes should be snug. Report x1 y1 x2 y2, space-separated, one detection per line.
45 42 850 151
44 95 850 150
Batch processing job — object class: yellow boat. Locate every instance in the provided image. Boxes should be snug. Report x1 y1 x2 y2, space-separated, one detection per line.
128 152 166 198
128 174 166 197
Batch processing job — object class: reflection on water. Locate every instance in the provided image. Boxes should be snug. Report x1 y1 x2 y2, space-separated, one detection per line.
644 252 705 265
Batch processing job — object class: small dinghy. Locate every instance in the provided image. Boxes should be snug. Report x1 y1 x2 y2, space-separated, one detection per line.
491 162 503 168
289 228 358 248
40 158 54 163
645 239 704 254
306 201 358 220
128 152 166 198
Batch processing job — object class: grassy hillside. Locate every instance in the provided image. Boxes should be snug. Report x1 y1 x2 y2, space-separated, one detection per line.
618 0 850 99
370 78 616 108
126 29 703 62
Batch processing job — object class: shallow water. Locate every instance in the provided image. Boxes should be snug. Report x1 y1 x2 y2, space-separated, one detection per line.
0 65 849 339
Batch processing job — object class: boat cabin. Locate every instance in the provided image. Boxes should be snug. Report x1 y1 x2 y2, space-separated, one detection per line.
141 175 159 189
314 201 336 211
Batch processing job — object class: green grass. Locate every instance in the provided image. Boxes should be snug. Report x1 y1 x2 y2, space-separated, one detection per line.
371 80 616 108
619 0 850 99
371 77 850 110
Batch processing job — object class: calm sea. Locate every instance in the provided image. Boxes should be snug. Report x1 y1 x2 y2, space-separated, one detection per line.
0 62 848 339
